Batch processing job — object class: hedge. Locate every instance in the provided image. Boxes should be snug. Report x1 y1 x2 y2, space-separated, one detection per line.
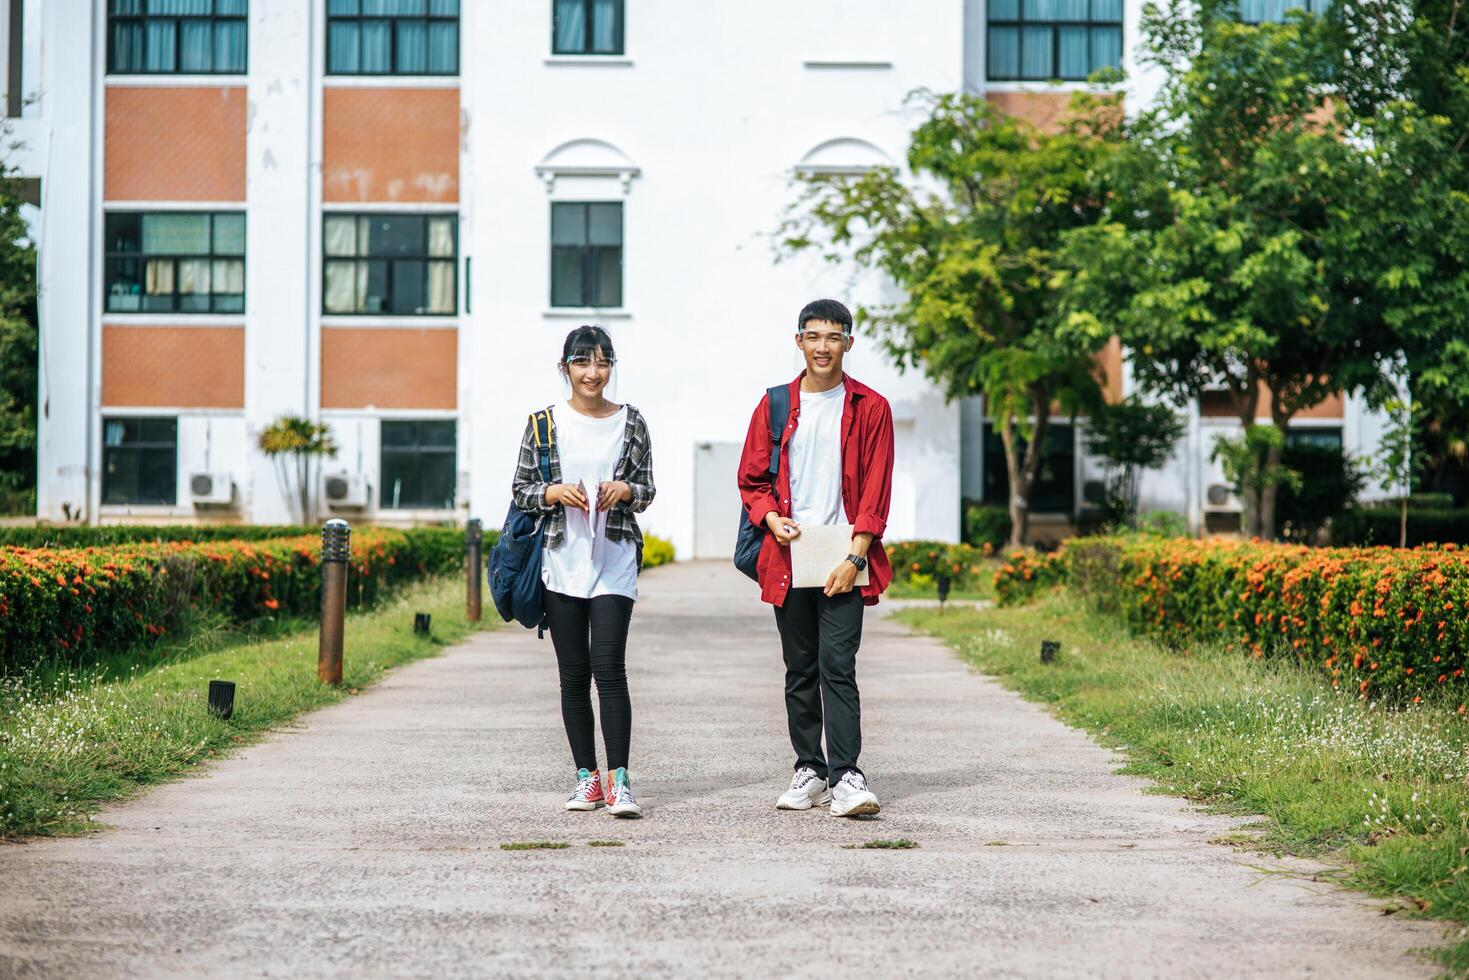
1050 536 1469 703
962 503 1012 550
0 524 323 549
993 548 1070 606
887 540 993 592
1332 508 1469 547
0 527 465 674
642 534 676 569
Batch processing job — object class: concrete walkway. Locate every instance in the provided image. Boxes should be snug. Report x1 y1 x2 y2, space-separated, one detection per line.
0 561 1444 978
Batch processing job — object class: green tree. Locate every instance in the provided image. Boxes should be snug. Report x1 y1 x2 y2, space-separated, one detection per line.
780 90 1123 546
1330 2 1469 486
257 415 336 525
1081 396 1185 525
0 173 36 515
1062 0 1395 538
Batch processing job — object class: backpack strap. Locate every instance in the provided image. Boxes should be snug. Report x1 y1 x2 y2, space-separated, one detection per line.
531 409 555 483
766 384 790 477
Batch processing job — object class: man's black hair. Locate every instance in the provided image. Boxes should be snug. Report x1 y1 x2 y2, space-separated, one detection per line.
797 299 854 335
561 324 615 366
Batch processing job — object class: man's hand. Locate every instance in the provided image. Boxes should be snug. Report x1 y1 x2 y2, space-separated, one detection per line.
546 483 589 512
764 512 801 545
824 559 858 597
597 481 633 511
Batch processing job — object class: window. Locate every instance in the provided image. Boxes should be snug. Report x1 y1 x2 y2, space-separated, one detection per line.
552 0 624 55
550 202 622 308
987 0 1123 81
380 419 456 509
1286 426 1343 449
982 422 1076 513
103 417 178 506
1239 0 1331 22
326 0 459 75
108 0 247 75
323 213 457 315
105 212 245 314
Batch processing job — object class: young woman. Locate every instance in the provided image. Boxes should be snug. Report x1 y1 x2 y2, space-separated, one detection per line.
511 325 655 818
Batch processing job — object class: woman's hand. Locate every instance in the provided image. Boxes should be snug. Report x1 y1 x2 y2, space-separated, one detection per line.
597 481 633 511
546 483 590 512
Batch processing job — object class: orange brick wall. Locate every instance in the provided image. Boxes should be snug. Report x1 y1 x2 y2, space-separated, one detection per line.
323 88 460 203
105 87 246 201
1199 383 1345 420
103 326 245 408
986 91 1072 133
320 328 458 410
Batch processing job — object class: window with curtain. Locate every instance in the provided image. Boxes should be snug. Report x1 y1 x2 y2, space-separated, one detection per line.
981 422 1076 513
552 0 624 55
987 0 1122 81
108 0 247 74
550 202 622 308
380 419 456 510
323 213 457 315
103 417 178 506
1238 0 1330 22
326 0 459 75
104 212 246 314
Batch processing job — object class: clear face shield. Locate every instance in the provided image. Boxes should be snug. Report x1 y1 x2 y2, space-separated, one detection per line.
561 348 619 403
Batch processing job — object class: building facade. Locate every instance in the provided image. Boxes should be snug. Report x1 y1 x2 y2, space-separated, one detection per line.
14 0 1383 553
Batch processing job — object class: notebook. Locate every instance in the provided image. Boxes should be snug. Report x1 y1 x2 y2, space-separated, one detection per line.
789 523 870 589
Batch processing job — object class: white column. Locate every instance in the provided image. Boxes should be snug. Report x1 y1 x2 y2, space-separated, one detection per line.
34 0 97 521
244 0 317 523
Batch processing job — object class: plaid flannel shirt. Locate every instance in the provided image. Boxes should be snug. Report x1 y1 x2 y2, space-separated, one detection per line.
511 404 656 565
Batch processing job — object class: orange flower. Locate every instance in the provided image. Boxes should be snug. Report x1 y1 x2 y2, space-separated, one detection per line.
263 597 280 610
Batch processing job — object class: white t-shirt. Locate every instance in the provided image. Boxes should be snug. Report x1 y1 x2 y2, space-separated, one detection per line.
788 383 845 527
541 405 639 601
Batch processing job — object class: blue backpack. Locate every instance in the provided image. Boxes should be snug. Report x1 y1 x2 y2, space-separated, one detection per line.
489 409 554 636
734 385 791 580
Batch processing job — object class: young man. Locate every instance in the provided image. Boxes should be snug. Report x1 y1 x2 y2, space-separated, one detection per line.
737 298 895 817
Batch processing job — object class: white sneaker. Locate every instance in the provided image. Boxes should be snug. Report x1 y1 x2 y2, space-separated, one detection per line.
606 768 642 818
830 771 880 817
776 767 832 810
564 768 605 811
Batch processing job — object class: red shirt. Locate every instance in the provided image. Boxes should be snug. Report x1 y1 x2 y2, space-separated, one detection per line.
737 372 895 607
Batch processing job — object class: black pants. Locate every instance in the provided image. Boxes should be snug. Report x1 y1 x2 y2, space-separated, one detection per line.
773 587 864 783
543 590 635 773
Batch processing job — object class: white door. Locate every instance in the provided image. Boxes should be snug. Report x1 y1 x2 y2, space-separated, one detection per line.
694 441 743 558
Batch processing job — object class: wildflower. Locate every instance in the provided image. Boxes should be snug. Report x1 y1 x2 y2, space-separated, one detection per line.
263 598 279 610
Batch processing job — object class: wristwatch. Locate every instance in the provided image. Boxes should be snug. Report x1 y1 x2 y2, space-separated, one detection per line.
845 554 868 572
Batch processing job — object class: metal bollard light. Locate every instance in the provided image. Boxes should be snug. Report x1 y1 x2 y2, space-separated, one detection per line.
466 518 483 622
318 519 351 686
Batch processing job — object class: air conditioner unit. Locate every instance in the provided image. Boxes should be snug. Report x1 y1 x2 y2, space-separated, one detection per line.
324 473 370 509
1203 482 1242 513
189 472 234 506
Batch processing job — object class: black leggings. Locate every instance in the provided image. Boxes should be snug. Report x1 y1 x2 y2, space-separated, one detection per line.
543 590 635 773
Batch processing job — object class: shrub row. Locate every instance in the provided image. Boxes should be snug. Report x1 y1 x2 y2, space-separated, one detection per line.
0 524 325 549
887 540 994 592
962 503 1012 550
993 548 1070 606
0 527 465 674
1058 536 1469 703
641 534 676 569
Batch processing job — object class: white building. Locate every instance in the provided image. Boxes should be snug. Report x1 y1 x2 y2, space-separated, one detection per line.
13 0 1384 552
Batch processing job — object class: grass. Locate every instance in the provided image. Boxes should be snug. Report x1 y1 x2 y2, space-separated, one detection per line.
898 594 1469 972
0 575 490 839
846 838 918 849
587 839 625 847
500 841 571 851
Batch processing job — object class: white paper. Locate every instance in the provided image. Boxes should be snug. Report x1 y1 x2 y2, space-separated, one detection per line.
789 523 870 589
